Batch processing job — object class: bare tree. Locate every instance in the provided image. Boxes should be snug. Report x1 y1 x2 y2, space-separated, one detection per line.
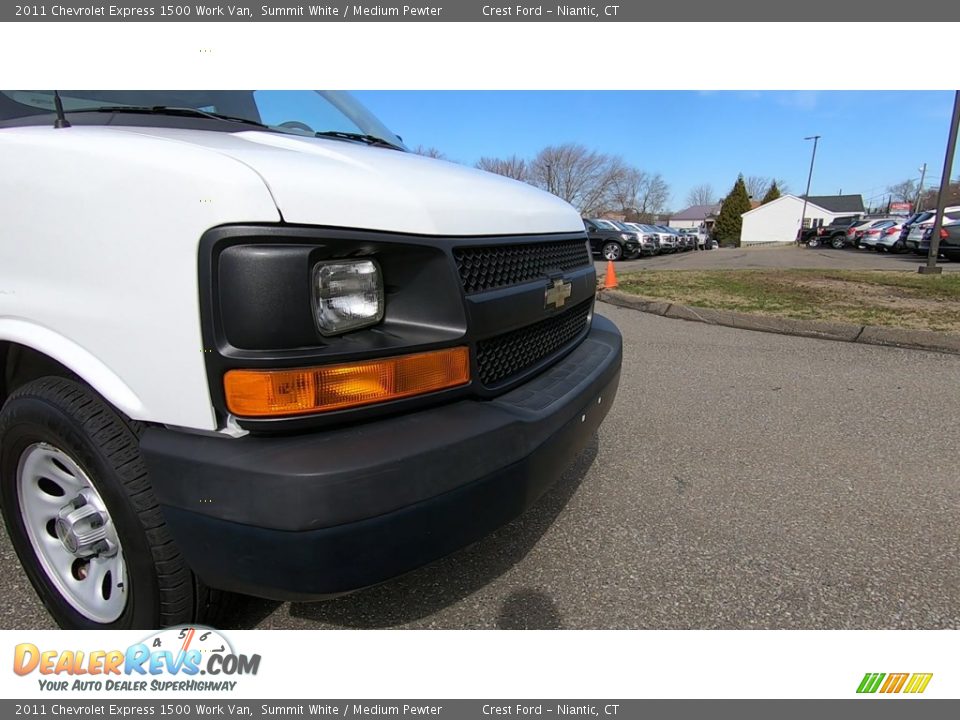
686 183 715 206
475 155 528 181
919 180 960 211
609 167 648 213
742 175 791 200
475 143 670 220
744 175 772 200
413 145 446 159
887 178 918 204
605 167 672 222
527 143 628 216
633 173 671 222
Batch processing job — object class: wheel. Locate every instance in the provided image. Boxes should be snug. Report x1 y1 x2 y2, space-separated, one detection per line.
831 237 845 250
807 237 820 248
0 377 224 629
601 242 623 261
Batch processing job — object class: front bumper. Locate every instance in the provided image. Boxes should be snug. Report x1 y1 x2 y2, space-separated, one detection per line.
140 315 623 600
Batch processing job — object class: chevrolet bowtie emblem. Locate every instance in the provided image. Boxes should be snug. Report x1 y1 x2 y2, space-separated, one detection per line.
545 278 573 309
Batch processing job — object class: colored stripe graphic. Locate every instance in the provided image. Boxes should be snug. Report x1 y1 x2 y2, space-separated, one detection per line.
880 673 909 693
857 673 885 693
903 673 933 694
857 672 933 694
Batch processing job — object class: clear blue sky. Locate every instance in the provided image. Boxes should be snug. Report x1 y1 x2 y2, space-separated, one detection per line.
353 90 958 212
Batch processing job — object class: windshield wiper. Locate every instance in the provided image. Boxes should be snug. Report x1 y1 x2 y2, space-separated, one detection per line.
313 130 404 151
62 105 270 129
60 106 404 149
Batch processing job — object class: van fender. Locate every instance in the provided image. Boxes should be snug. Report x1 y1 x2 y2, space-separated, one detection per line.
0 318 145 419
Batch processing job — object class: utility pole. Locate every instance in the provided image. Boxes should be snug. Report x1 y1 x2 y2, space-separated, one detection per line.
919 91 960 275
797 135 820 246
915 162 927 213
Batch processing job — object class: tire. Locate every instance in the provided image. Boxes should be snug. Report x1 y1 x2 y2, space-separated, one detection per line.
807 237 820 248
601 242 623 261
831 237 845 250
0 377 224 629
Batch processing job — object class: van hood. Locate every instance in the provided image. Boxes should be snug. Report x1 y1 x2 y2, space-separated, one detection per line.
112 127 585 237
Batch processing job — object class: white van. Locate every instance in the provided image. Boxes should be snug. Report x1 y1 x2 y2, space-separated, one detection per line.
0 90 622 629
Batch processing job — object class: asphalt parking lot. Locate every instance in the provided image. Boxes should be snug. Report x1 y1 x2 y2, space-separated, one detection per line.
598 243 960 275
2 301 958 630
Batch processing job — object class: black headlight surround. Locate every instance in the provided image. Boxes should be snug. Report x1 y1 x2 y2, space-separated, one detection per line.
199 224 470 432
198 224 597 433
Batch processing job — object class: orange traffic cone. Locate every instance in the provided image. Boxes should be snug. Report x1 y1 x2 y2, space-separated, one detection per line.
603 259 618 290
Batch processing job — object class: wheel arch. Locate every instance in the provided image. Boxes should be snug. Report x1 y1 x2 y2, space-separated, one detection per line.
0 321 145 419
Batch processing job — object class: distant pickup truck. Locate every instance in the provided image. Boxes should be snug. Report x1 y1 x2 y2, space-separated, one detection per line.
800 216 862 248
677 227 706 249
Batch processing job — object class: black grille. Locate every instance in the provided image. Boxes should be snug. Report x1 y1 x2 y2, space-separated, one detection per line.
454 239 591 294
477 300 592 386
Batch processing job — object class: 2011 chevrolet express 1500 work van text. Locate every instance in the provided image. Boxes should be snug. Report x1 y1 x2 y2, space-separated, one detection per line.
0 90 622 629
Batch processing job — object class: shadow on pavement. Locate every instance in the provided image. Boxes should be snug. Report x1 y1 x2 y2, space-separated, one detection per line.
496 589 563 630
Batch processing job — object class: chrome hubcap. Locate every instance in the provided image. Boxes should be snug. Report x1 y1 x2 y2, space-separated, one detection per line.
17 443 127 623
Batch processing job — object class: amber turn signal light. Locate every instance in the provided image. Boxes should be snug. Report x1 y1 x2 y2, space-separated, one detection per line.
223 347 470 417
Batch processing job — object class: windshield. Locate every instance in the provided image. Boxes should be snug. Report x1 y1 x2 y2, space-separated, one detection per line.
0 90 406 149
592 219 618 230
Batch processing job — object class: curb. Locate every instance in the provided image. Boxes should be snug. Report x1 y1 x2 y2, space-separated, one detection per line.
598 289 960 356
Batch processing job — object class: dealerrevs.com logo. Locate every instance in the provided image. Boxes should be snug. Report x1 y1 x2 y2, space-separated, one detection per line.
857 673 933 695
13 626 261 692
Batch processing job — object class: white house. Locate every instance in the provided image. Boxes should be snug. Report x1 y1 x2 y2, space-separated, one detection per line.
669 203 720 230
740 194 865 245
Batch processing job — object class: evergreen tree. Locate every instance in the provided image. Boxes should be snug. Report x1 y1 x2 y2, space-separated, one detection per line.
761 181 781 205
713 174 752 246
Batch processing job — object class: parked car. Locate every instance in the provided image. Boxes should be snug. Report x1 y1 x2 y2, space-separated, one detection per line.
845 219 879 247
671 229 689 251
658 226 688 251
894 211 926 251
646 225 677 253
859 220 897 250
679 227 707 249
623 223 660 255
919 219 960 260
873 222 907 252
584 218 641 260
0 89 623 628
611 221 658 257
905 207 960 254
804 216 862 248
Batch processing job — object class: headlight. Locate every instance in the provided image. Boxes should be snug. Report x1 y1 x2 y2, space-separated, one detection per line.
313 259 384 336
621 233 632 241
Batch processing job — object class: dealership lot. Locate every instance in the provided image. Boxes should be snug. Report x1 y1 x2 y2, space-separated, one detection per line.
599 244 960 274
2 303 958 630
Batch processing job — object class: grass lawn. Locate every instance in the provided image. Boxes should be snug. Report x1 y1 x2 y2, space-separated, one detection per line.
616 269 960 333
